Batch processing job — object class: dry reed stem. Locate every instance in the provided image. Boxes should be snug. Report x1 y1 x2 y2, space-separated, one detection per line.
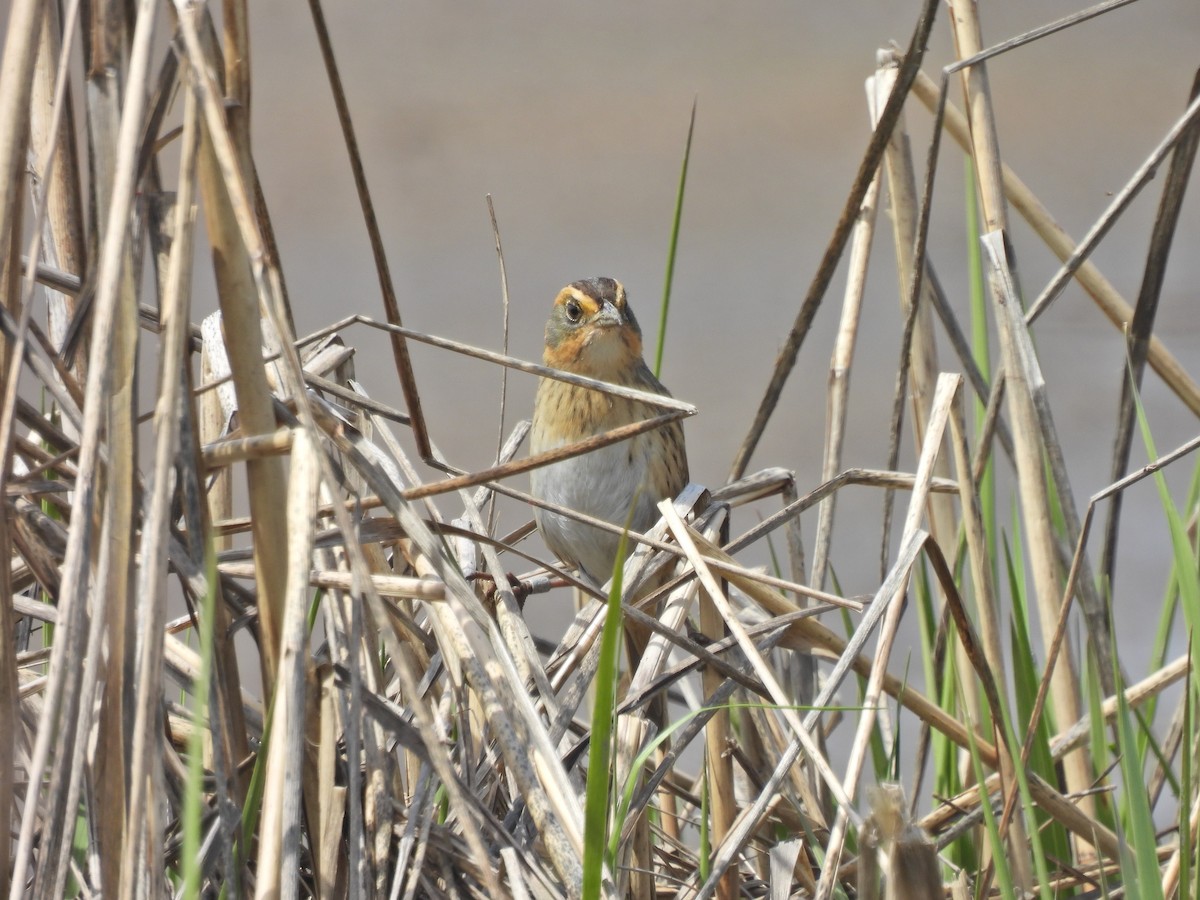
728 0 940 481
256 429 320 899
874 60 992 840
948 377 1033 889
28 0 85 365
0 2 60 891
12 1 159 891
909 68 1200 419
219 561 447 602
1024 88 1200 326
0 500 12 900
816 372 958 899
700 600 734 900
119 79 199 897
0 0 43 264
186 3 292 692
947 0 1099 847
305 0 429 461
874 62 957 563
695 521 737 900
1 1 1194 896
100 10 155 890
197 319 253 820
1101 69 1200 585
811 71 881 594
1049 653 1191 759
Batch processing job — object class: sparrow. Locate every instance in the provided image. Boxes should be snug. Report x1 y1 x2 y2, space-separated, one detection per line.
530 277 689 585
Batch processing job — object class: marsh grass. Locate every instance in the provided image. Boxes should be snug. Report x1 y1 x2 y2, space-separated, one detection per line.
1 0 1199 897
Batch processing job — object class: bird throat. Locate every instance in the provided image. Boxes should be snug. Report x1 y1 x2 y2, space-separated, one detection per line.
544 324 641 380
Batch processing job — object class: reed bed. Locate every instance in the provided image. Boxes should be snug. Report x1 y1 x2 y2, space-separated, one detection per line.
1 0 1198 897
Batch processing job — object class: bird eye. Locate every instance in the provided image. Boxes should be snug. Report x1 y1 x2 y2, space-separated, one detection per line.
564 299 582 322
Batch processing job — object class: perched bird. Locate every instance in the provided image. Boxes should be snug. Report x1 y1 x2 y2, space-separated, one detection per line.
530 277 689 585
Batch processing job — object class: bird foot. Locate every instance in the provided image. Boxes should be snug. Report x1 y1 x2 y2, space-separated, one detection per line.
468 570 533 610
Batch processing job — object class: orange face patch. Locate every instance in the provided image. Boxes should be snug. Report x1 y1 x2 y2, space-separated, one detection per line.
550 278 630 326
553 285 606 320
543 277 643 376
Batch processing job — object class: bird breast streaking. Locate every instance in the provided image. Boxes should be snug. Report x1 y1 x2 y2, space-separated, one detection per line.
530 277 689 584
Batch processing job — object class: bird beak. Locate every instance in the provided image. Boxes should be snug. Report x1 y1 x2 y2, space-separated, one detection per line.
593 300 624 329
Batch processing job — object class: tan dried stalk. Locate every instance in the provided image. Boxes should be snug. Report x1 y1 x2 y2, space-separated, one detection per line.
873 62 957 559
815 373 959 899
947 383 1033 891
909 68 1200 418
256 429 320 899
728 0 941 481
12 0 158 892
98 44 146 900
946 0 1096 850
0 0 43 270
0 1 1193 895
0 2 52 893
697 528 737 900
811 72 882 592
28 0 85 366
198 320 252 809
872 58 987 828
119 79 200 898
188 7 292 691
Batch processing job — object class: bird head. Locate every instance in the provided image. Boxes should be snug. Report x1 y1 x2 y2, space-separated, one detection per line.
543 277 644 377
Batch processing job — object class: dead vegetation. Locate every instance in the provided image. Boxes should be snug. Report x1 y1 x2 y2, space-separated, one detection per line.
1 0 1199 897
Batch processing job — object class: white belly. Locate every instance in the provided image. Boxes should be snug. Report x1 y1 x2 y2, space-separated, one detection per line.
529 435 660 584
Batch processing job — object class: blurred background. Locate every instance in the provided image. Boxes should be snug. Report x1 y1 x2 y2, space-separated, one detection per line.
238 1 1200 671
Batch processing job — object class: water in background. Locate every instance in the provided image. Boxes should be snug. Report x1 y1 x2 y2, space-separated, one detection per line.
243 1 1200 676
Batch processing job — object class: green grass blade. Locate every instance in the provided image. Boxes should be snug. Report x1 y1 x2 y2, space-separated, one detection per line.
582 526 630 899
1131 371 1200 639
1004 529 1069 879
182 543 220 898
960 686 1016 900
227 661 281 896
606 700 865 869
1182 652 1193 900
1082 650 1112 837
1113 654 1166 900
964 156 997 572
654 97 697 378
1147 568 1180 722
608 710 699 864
